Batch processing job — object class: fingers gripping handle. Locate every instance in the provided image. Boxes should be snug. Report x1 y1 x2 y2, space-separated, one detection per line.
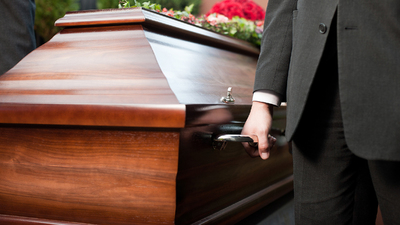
213 134 259 150
213 133 281 151
214 134 259 143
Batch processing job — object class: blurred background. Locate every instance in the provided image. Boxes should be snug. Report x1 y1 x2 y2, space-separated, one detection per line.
34 0 269 46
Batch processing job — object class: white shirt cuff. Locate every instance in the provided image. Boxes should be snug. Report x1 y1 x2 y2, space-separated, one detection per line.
253 90 282 107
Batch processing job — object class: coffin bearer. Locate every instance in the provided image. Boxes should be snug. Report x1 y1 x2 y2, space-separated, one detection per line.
242 0 400 224
0 0 36 75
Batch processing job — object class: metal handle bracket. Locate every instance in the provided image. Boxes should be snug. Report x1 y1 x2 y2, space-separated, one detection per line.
213 134 258 151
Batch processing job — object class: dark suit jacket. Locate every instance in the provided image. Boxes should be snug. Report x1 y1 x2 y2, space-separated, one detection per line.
0 0 36 75
254 0 400 161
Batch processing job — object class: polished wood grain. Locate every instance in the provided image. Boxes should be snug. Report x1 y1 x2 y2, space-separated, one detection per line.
144 31 257 104
194 175 294 225
0 125 179 225
176 105 292 224
0 103 184 128
55 8 146 27
55 8 260 56
0 25 185 128
0 214 93 225
0 8 293 225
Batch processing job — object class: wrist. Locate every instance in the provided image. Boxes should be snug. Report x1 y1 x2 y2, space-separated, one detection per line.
252 101 274 116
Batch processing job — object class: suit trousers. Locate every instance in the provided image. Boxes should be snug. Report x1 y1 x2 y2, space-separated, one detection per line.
291 17 400 225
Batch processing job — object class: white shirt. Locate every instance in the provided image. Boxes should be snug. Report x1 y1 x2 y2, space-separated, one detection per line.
252 90 282 106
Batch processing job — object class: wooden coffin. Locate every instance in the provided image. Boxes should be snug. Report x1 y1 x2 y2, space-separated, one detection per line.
0 8 293 225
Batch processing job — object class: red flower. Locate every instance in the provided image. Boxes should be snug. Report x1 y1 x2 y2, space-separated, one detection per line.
167 11 174 17
256 20 264 27
206 0 265 21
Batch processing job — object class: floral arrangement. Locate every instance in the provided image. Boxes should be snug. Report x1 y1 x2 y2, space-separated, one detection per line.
118 0 264 47
206 0 265 21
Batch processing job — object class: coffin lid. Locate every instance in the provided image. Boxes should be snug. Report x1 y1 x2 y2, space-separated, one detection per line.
54 8 260 56
0 8 259 128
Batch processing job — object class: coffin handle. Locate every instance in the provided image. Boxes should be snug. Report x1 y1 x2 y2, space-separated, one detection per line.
213 130 286 151
213 134 259 150
214 134 258 144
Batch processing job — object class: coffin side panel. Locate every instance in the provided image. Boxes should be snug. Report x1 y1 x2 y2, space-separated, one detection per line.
176 105 293 224
0 214 93 225
0 126 179 225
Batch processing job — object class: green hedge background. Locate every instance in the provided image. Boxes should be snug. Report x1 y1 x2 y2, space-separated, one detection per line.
35 0 201 43
97 0 201 15
35 0 79 42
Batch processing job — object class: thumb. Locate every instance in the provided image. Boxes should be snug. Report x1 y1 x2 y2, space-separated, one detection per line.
259 134 276 160
258 134 270 160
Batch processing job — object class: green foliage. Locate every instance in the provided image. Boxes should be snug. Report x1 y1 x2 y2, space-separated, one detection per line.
33 0 261 47
97 0 121 9
148 0 201 15
118 0 263 47
200 15 263 47
138 1 162 10
97 0 201 15
119 0 162 11
35 0 79 42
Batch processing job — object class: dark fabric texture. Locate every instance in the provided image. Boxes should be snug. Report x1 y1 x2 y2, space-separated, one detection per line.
292 23 379 224
255 0 400 161
287 12 400 225
0 0 36 75
368 160 400 225
291 58 400 224
254 0 400 223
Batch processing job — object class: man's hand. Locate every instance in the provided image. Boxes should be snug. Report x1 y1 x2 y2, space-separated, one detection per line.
241 101 276 160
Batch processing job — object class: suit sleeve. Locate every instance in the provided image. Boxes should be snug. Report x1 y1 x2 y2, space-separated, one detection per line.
254 0 298 102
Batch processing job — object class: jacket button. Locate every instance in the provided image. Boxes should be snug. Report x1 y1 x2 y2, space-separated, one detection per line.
319 23 327 34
